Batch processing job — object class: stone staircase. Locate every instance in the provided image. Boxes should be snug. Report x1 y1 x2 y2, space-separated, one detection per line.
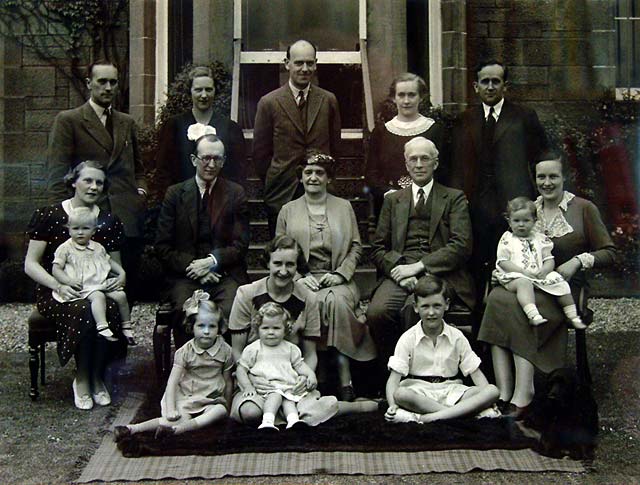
243 133 378 297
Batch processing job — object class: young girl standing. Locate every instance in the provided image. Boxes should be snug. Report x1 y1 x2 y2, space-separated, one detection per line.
236 302 317 430
114 292 233 439
51 207 136 345
493 197 585 329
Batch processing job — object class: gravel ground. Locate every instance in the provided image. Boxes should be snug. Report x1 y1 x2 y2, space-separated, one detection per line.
0 298 638 353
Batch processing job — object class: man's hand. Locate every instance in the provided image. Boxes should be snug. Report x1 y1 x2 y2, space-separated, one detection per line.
199 272 221 285
318 273 344 288
398 276 418 292
299 274 321 291
186 257 214 280
390 262 424 283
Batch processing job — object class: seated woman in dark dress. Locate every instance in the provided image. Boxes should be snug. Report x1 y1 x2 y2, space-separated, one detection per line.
478 150 617 418
154 65 247 197
24 161 126 410
365 72 445 217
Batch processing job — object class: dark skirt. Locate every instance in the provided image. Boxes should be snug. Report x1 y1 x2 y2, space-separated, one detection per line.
37 289 122 366
477 287 568 373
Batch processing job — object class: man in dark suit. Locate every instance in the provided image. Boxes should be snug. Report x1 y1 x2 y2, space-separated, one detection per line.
154 134 249 343
253 39 341 237
367 137 475 368
450 60 547 297
47 60 148 302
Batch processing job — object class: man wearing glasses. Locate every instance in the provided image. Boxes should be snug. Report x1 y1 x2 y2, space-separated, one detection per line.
366 137 475 381
155 134 249 344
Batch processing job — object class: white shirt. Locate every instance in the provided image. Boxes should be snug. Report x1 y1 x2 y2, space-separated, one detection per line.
89 98 110 126
388 322 481 378
195 174 217 198
288 80 311 106
482 97 504 122
411 179 434 207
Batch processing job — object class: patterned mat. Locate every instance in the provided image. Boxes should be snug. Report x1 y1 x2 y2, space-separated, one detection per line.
76 394 584 482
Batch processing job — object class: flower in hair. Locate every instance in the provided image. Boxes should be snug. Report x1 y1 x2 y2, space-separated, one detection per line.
187 123 217 142
182 289 210 316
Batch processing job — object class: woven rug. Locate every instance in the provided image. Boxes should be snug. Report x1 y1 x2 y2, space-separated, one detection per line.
76 394 584 482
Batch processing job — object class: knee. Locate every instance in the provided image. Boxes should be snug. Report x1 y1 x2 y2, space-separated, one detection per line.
393 387 413 406
237 402 262 425
485 384 500 400
91 292 106 303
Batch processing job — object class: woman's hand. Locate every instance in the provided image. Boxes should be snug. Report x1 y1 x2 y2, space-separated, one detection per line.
318 273 344 288
305 373 318 391
299 274 321 291
251 375 276 393
556 258 581 282
57 284 81 300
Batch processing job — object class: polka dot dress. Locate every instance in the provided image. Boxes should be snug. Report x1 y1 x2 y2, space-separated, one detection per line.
27 203 125 366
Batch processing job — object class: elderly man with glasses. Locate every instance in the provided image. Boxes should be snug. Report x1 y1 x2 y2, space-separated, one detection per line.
155 131 250 346
366 137 475 387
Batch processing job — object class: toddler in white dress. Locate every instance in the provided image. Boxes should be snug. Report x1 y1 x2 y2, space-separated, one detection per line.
493 197 585 329
52 207 136 344
236 302 318 430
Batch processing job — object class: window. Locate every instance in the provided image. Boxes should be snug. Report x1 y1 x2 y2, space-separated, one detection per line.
615 0 640 99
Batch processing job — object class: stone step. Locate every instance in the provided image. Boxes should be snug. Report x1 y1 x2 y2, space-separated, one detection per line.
246 156 367 179
248 196 370 221
243 130 365 158
249 219 372 244
247 267 379 300
245 176 367 200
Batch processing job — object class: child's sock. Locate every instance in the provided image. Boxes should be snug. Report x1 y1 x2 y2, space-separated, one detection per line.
285 413 301 429
523 304 547 325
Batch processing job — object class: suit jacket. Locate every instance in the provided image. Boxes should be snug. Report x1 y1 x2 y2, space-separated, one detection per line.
450 99 547 209
154 111 247 197
154 177 250 285
47 101 148 237
370 182 475 309
253 84 341 213
276 193 362 282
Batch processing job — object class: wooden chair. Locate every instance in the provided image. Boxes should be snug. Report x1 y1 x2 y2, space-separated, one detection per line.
28 310 57 401
153 303 175 384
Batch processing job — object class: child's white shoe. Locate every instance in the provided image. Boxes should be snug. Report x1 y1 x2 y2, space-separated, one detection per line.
390 409 421 424
258 422 279 431
570 316 587 330
529 315 548 326
286 419 307 430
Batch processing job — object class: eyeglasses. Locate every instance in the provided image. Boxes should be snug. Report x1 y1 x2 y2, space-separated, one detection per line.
194 154 225 166
406 156 438 166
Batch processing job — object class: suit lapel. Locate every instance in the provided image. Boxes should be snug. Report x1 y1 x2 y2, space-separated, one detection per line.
306 87 322 134
182 180 199 241
469 106 484 155
109 110 126 166
429 183 447 242
81 102 113 154
276 87 305 136
208 178 229 230
394 188 412 251
492 100 512 144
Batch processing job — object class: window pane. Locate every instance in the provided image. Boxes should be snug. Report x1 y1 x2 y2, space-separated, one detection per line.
242 0 359 51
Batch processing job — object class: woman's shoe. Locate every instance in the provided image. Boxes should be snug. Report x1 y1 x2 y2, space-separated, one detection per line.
72 379 93 410
92 389 111 406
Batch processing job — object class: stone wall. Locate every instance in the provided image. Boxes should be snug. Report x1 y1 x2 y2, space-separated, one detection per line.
466 0 616 118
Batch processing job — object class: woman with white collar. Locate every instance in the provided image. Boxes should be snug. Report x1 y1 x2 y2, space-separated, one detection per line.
366 73 445 218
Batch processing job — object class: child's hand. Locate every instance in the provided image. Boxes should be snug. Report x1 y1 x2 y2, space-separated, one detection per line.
242 386 256 398
166 409 181 421
104 275 125 292
305 373 318 391
292 376 307 395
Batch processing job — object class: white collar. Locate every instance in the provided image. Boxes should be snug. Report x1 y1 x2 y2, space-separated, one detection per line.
482 97 504 120
195 175 217 196
70 239 96 252
89 99 110 120
534 191 576 238
190 335 223 356
413 320 452 345
385 115 435 136
288 80 310 101
411 179 434 205
61 199 100 219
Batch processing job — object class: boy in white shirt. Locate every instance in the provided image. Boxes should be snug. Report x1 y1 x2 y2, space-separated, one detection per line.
385 275 499 423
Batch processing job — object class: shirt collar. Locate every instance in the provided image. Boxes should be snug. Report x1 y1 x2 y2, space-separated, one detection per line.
89 98 110 120
288 80 310 101
71 239 96 251
191 335 222 356
483 97 504 120
534 190 575 212
413 320 452 345
411 179 434 205
195 174 217 196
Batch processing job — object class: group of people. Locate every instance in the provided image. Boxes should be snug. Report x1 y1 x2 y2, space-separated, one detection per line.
25 38 616 437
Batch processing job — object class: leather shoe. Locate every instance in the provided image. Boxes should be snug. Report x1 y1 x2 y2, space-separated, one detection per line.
72 379 93 410
339 385 356 402
504 402 530 420
113 426 131 442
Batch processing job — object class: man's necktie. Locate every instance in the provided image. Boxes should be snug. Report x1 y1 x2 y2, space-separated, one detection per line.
105 106 114 139
483 106 496 145
415 188 427 216
202 182 211 211
297 90 307 131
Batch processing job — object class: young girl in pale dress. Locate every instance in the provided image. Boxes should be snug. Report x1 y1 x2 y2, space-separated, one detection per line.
114 292 233 439
236 302 318 431
51 207 136 345
493 197 585 329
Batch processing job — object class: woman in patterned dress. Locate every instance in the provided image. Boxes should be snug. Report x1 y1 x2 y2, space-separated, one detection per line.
25 161 126 410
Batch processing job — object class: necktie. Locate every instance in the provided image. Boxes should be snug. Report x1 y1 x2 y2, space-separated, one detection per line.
297 90 306 109
483 106 496 145
202 182 211 211
298 90 307 131
105 106 114 139
415 188 426 216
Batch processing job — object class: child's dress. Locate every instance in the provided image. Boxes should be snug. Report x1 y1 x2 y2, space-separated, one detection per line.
52 238 113 302
238 340 308 402
493 230 570 296
161 336 233 415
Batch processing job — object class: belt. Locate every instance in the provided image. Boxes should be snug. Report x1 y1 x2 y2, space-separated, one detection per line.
406 375 456 384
